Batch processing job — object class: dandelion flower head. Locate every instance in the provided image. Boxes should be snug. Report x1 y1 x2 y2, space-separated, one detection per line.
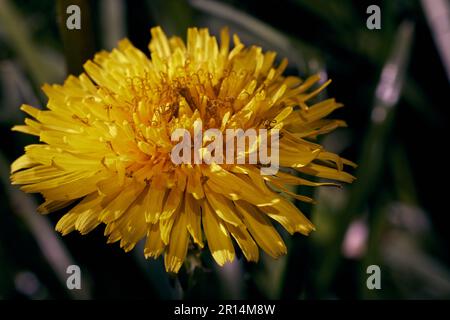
11 27 355 273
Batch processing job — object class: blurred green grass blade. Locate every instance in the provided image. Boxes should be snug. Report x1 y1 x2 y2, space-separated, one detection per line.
390 145 418 205
0 0 59 89
254 253 287 299
359 144 420 298
0 152 92 299
316 21 415 294
56 0 96 75
359 194 389 299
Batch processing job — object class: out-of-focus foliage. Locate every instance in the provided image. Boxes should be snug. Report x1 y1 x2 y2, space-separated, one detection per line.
0 0 449 299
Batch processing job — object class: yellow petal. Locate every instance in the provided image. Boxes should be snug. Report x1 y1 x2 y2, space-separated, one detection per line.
160 187 183 220
227 222 259 262
114 192 149 251
297 163 356 183
185 193 204 248
160 190 183 244
10 154 37 174
37 199 75 215
260 197 315 235
149 26 171 58
164 211 189 273
99 181 145 223
144 223 165 259
202 200 235 266
186 166 204 199
143 183 167 223
204 185 243 227
235 200 286 258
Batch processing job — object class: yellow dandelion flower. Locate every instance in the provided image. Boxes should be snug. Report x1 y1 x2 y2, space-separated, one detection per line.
10 26 355 273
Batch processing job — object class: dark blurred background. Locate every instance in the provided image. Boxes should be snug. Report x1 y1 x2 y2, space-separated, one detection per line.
1 0 449 299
